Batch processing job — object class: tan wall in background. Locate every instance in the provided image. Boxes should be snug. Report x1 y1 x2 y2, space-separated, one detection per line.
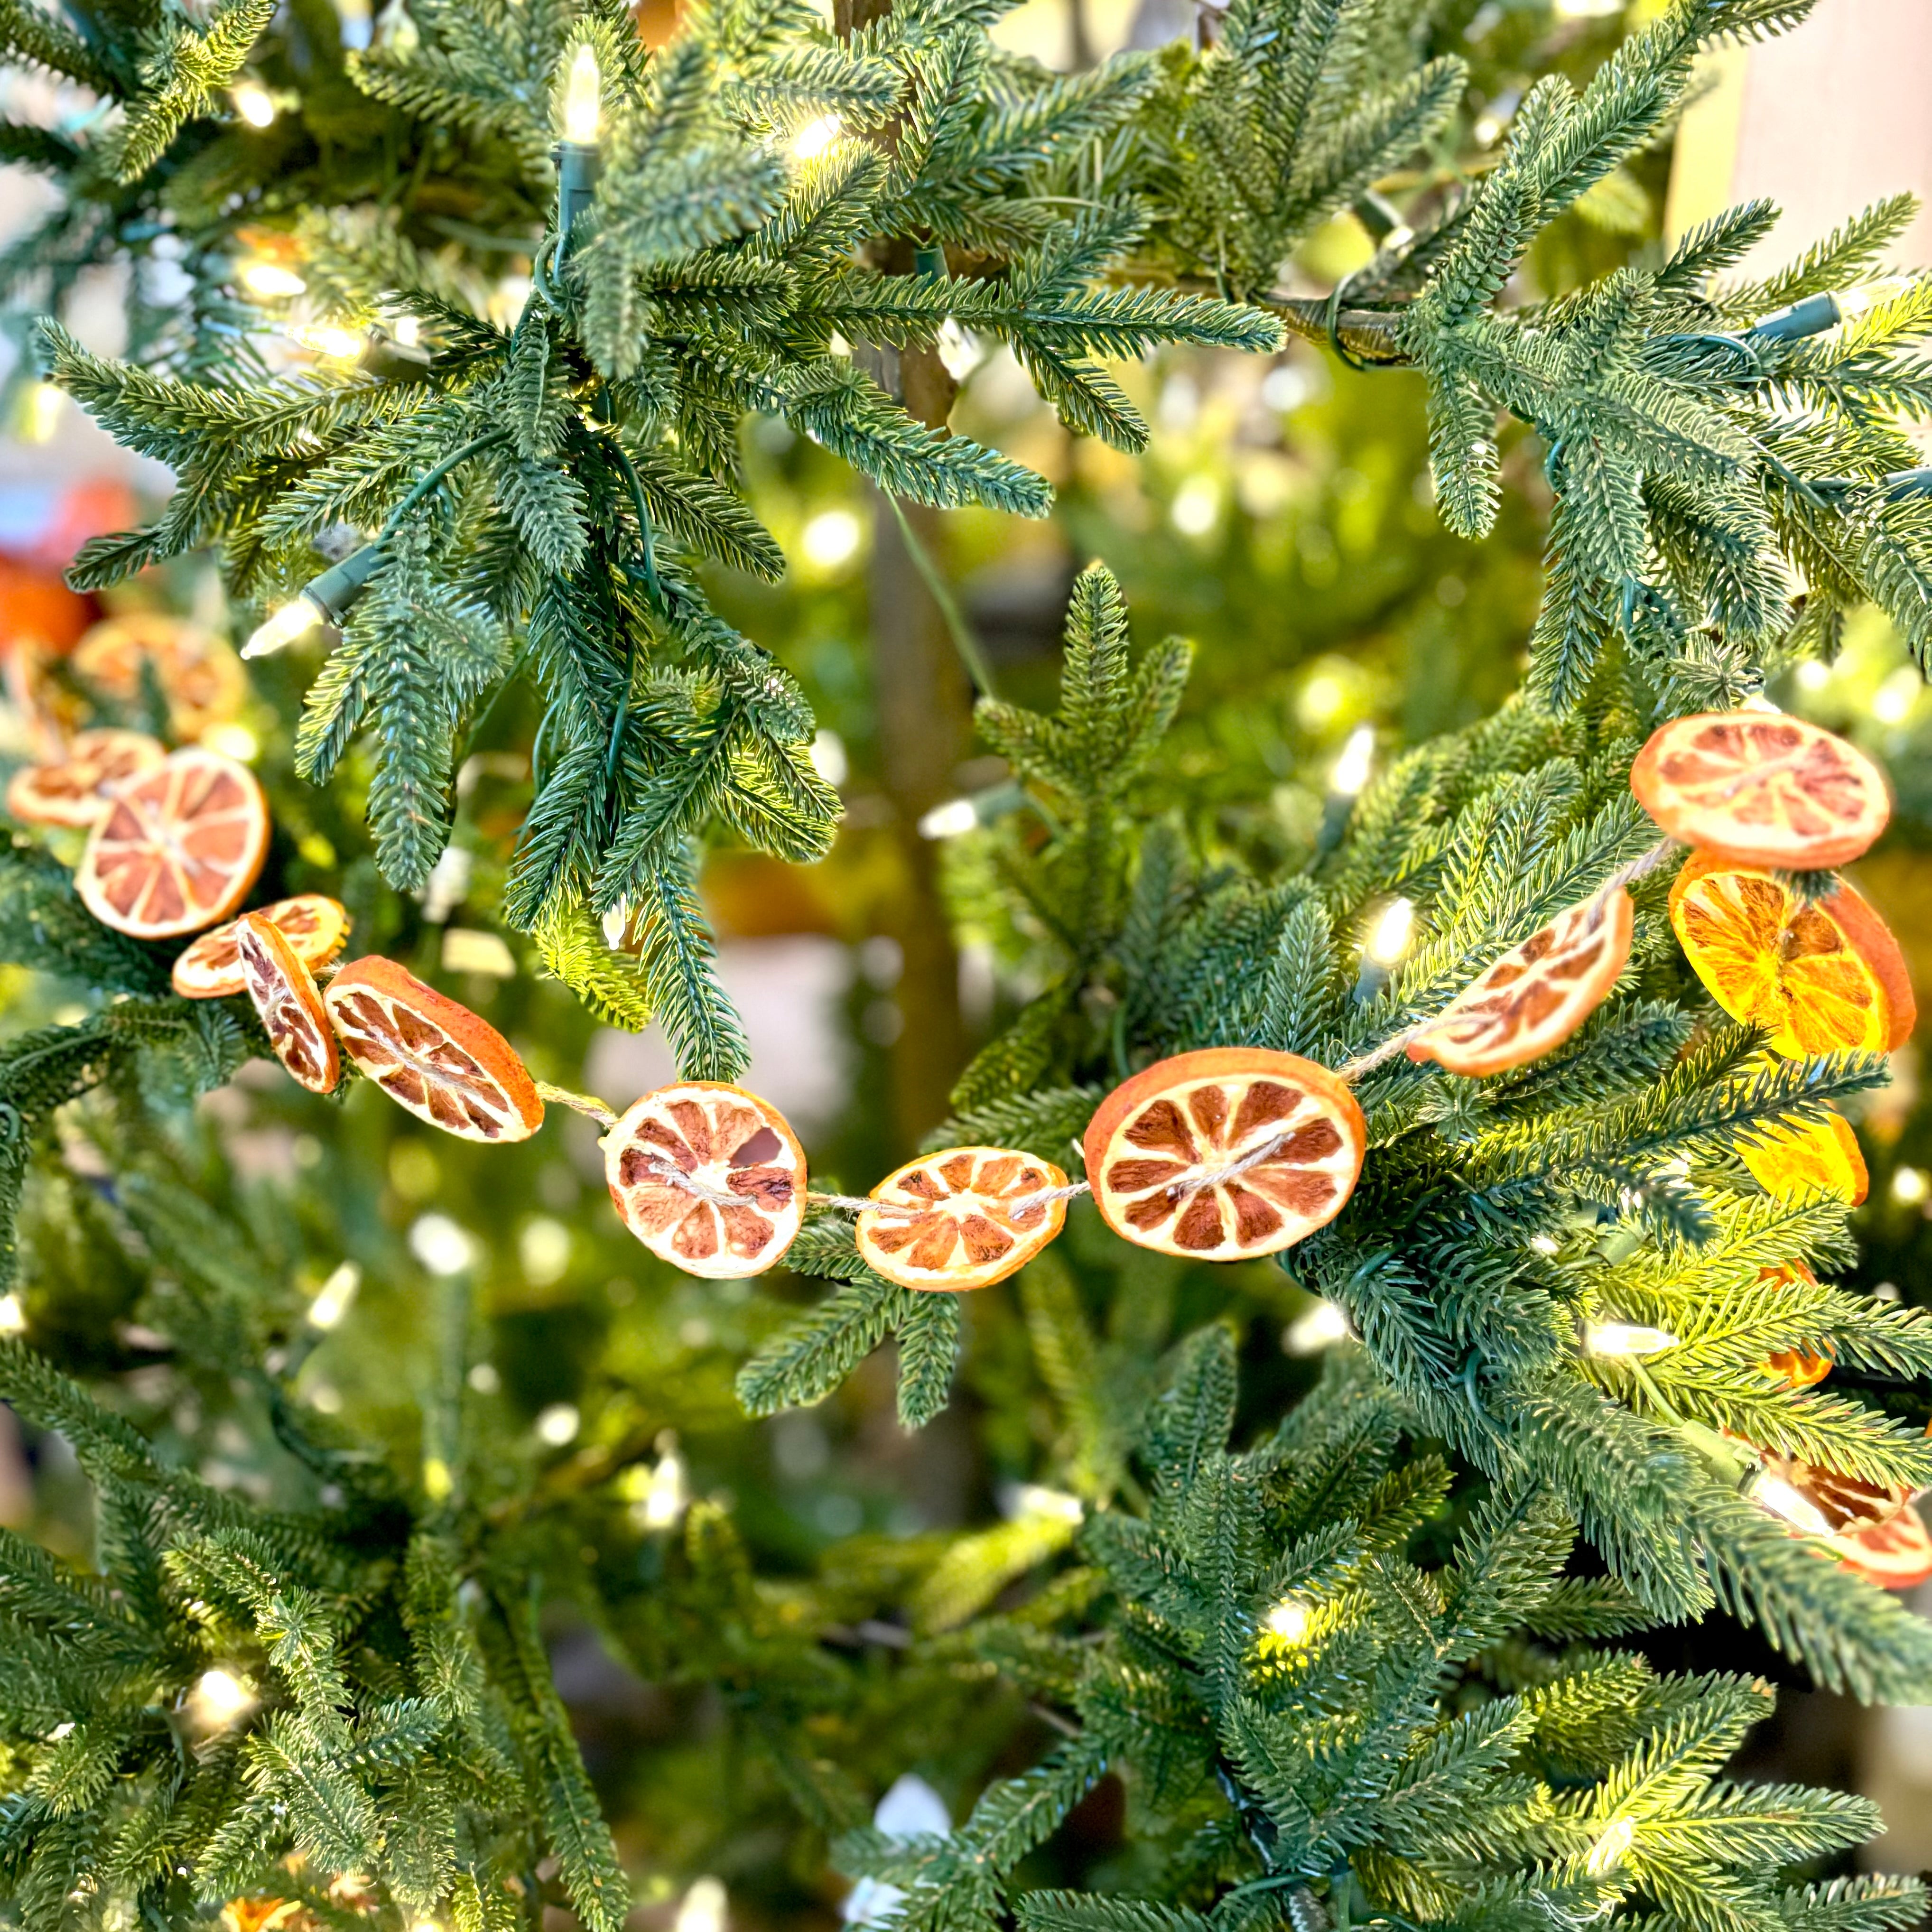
1666 0 1932 269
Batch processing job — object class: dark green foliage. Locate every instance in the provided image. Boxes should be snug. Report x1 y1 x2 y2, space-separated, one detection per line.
842 1336 1926 1932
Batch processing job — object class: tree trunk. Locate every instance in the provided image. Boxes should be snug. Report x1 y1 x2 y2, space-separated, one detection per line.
865 345 973 1151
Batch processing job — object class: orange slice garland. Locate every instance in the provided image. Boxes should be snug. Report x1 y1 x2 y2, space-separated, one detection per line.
74 748 269 939
324 957 542 1142
1632 711 1890 870
1669 853 1914 1056
1764 1344 1833 1392
604 1083 805 1279
1738 1108 1868 1204
172 894 352 998
1831 1501 1932 1590
237 913 339 1094
6 728 165 828
857 1147 1068 1291
1406 887 1632 1077
1084 1048 1366 1261
71 612 246 742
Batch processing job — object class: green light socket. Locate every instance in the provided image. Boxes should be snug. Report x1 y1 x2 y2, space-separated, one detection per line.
556 141 602 226
305 543 386 627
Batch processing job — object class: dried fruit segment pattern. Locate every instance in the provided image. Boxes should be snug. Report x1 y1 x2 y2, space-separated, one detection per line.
172 894 352 998
1670 854 1914 1055
857 1147 1069 1291
237 914 339 1095
604 1083 806 1279
324 957 543 1142
1632 712 1890 869
1084 1049 1367 1262
74 747 269 938
6 728 164 827
1406 886 1632 1077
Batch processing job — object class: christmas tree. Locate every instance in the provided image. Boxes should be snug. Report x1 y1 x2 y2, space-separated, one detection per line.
1 0 1931 1926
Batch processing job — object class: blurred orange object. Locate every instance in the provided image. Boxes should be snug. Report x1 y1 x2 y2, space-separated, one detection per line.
0 555 95 654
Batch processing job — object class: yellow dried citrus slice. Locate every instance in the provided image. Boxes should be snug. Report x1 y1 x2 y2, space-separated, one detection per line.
172 894 352 998
1669 853 1915 1055
237 913 339 1094
74 747 269 938
1830 1501 1932 1590
6 728 165 827
324 957 542 1142
1407 887 1631 1077
856 1147 1068 1291
1632 711 1890 869
1738 1108 1867 1204
1083 1048 1366 1261
72 611 246 741
1755 1449 1910 1539
604 1083 806 1279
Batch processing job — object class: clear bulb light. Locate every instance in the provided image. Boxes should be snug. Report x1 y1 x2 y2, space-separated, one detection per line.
1365 896 1414 967
563 45 602 143
1751 1474 1835 1538
1264 1595 1311 1645
190 1668 254 1729
918 797 978 840
1584 1815 1633 1877
286 323 366 362
243 595 324 659
232 79 276 127
1329 723 1375 797
790 113 843 160
241 260 307 299
307 1261 361 1331
1582 1321 1679 1359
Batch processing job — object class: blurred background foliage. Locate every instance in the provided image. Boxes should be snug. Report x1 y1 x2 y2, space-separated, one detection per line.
5 0 1932 1919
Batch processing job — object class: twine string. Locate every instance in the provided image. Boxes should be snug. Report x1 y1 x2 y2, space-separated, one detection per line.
582 840 1681 1225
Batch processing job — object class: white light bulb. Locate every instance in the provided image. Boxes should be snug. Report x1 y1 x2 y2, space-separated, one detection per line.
1329 723 1375 797
287 323 366 362
409 1213 474 1277
1264 1596 1311 1644
391 313 421 347
240 261 307 299
1584 1814 1634 1876
1365 896 1414 967
536 1402 580 1447
191 1668 254 1728
674 1879 727 1932
563 45 602 143
232 79 277 127
242 595 324 659
801 508 862 569
307 1260 361 1331
790 113 843 160
1282 1300 1350 1355
1751 1474 1835 1537
638 1451 687 1529
1892 1166 1929 1206
1010 1484 1083 1524
0 1292 24 1335
1581 1321 1679 1359
918 797 978 840
1837 277 1914 321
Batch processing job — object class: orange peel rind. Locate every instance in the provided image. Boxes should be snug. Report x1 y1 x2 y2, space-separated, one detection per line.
238 913 339 1095
172 893 352 999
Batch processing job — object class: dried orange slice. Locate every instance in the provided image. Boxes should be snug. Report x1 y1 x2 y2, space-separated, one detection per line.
237 913 338 1094
1764 1343 1833 1391
1083 1048 1366 1261
1406 887 1632 1077
1669 853 1914 1055
1632 711 1890 869
71 612 246 741
1830 1500 1932 1590
324 957 542 1142
172 894 352 998
74 748 269 938
1738 1108 1868 1204
6 728 165 827
603 1083 805 1279
1754 1449 1910 1539
856 1147 1068 1291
